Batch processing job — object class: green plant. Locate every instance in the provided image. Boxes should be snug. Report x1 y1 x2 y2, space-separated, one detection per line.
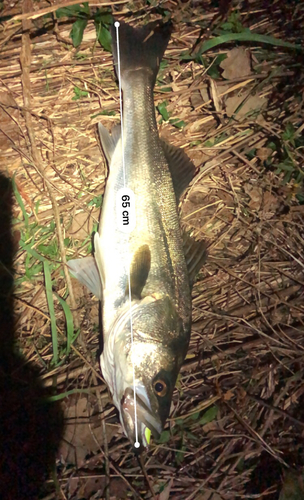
157 101 186 129
157 405 219 465
12 178 82 366
72 86 89 100
266 123 304 190
55 3 113 50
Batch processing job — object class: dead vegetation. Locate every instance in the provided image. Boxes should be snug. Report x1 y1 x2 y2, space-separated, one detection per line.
1 0 304 498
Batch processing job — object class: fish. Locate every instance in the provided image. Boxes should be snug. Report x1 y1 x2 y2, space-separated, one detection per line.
68 19 206 451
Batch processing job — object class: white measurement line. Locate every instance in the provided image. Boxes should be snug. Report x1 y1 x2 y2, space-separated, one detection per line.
114 21 140 449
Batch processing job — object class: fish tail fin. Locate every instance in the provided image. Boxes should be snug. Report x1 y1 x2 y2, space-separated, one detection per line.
111 20 172 88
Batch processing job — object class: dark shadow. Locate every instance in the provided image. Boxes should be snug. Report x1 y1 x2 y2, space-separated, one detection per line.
245 452 282 500
0 174 64 499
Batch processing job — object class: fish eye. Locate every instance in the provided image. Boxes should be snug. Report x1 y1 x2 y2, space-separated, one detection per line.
153 379 167 397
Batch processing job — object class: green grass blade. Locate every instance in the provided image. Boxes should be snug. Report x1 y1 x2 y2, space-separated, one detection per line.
199 32 303 55
21 243 45 262
54 292 74 355
12 175 29 228
46 388 93 402
43 260 58 365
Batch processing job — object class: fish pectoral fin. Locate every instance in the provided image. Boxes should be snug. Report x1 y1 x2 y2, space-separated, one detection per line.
182 231 207 288
128 244 151 299
98 123 120 164
68 256 102 300
160 139 196 201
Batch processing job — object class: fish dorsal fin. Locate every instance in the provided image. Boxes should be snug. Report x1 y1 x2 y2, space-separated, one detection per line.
128 244 151 299
98 123 121 164
68 256 102 300
160 139 196 201
182 232 207 288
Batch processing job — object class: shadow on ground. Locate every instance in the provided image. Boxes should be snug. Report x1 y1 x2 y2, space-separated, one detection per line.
0 174 64 499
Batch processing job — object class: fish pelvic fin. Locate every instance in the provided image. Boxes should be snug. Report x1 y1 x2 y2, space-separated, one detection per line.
127 244 151 299
98 123 121 165
68 255 102 300
111 20 172 88
94 232 106 289
182 232 207 288
160 139 197 201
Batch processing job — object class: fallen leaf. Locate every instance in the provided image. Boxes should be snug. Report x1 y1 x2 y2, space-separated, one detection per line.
202 420 220 433
187 150 211 169
223 389 234 401
186 116 215 134
82 476 106 498
59 396 117 467
220 207 234 223
236 386 247 404
157 478 173 500
262 190 279 219
188 190 209 204
225 93 267 119
220 47 251 80
270 307 289 326
77 135 91 150
244 183 263 210
217 189 234 205
67 477 79 498
256 147 273 161
0 91 17 107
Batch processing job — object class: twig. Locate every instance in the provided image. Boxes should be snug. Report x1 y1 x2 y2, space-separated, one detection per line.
225 401 289 467
11 0 128 23
137 454 157 500
248 394 304 430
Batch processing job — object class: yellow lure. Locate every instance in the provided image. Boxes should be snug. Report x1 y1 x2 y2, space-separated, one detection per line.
145 427 151 445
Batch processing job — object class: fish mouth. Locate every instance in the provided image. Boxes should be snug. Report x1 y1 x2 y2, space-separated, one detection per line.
121 387 162 449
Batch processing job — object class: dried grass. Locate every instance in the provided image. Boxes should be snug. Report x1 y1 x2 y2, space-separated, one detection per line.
1 0 304 498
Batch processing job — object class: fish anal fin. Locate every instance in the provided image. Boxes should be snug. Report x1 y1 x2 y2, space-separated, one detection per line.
68 256 102 300
160 139 196 201
182 232 207 288
128 244 151 299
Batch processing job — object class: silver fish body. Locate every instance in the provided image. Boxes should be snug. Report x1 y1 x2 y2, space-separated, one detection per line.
68 20 206 450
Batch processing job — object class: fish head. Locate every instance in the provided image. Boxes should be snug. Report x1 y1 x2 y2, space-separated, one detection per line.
120 362 178 452
103 294 188 451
